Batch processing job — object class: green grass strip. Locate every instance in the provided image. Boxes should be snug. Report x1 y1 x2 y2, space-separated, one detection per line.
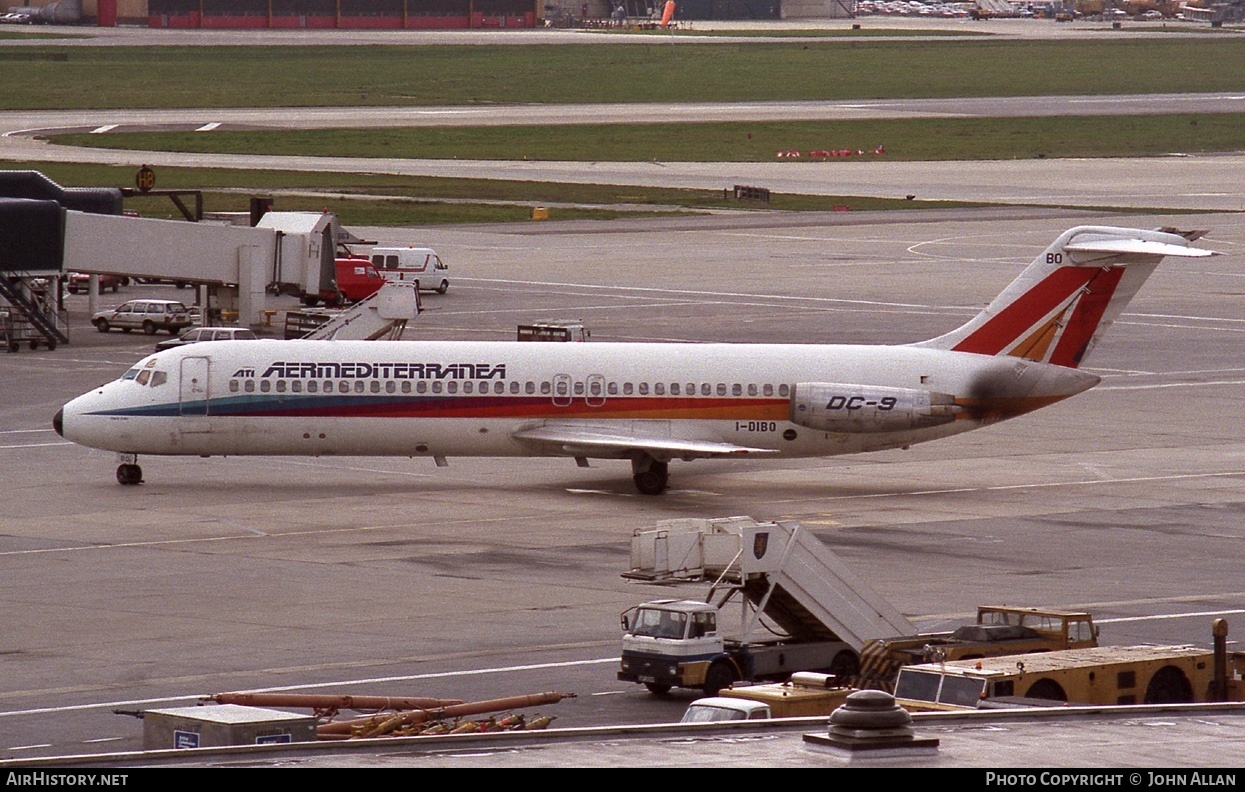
2 160 989 227
52 113 1245 162
3 39 1245 109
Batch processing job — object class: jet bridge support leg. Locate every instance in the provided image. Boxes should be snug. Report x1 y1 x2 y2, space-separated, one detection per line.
631 455 668 496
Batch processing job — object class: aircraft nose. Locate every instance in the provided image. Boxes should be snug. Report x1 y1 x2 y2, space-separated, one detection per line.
53 407 64 437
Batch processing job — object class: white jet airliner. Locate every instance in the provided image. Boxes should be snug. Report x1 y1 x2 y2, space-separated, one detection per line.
54 226 1216 495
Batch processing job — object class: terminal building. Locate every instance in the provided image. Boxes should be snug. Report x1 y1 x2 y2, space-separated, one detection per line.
5 0 855 28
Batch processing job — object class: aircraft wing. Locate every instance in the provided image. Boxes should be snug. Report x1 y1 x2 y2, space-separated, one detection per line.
511 423 780 461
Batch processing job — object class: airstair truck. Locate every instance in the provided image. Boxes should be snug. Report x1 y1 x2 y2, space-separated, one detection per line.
617 516 915 696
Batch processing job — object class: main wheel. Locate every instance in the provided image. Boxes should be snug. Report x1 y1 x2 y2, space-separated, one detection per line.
702 662 735 697
437 280 449 294
827 650 860 681
94 319 110 333
644 683 672 696
116 463 143 486
631 456 669 496
142 320 157 335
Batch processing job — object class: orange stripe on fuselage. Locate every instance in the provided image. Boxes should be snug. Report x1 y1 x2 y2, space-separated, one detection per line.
322 397 787 421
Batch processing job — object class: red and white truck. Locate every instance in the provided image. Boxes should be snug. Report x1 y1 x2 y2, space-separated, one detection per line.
301 258 385 307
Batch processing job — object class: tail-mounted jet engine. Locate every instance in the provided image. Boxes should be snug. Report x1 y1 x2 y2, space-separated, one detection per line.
790 383 961 433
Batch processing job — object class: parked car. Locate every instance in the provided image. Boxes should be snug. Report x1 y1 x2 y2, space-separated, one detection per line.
680 698 772 723
67 272 124 294
92 299 194 335
154 326 258 351
133 277 192 289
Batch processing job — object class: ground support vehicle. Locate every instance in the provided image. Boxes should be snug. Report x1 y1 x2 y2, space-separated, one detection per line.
300 258 385 307
893 621 1245 711
370 246 449 294
856 606 1099 692
517 320 590 342
617 516 914 696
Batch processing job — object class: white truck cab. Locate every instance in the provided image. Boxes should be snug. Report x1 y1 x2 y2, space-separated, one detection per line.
369 246 449 294
619 600 725 695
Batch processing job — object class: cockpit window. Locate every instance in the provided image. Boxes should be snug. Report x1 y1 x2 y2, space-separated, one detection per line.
136 370 151 385
151 371 168 387
121 368 140 381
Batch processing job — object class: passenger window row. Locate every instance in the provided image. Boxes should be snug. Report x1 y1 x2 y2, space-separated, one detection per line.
227 378 791 398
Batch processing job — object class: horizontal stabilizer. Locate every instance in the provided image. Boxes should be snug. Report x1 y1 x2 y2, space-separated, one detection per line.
1065 239 1219 258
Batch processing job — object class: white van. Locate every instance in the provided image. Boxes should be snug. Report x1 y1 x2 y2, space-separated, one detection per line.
369 247 450 294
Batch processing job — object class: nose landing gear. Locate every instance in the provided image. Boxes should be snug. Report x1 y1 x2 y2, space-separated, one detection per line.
116 455 143 486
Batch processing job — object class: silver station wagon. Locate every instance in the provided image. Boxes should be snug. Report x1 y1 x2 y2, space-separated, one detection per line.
92 299 195 335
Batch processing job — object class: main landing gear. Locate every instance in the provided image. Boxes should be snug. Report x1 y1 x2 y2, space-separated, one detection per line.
631 455 668 496
116 454 143 486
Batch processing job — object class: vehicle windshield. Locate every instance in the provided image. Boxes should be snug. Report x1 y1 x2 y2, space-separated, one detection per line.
632 608 688 639
938 676 988 707
894 669 942 702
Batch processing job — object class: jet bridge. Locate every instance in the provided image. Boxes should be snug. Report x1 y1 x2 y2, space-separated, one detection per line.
624 516 914 651
63 209 339 328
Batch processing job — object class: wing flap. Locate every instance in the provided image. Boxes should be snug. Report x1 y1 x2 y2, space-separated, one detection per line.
512 423 778 460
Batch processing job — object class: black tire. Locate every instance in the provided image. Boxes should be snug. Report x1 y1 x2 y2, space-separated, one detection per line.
7 342 18 353
116 464 143 486
47 340 56 351
142 321 157 335
828 650 860 680
632 457 669 496
702 662 735 697
437 280 449 294
1144 666 1194 704
94 319 110 333
643 683 672 696
1023 678 1068 702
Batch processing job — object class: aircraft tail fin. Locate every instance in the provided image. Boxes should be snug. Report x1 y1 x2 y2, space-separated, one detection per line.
913 226 1217 369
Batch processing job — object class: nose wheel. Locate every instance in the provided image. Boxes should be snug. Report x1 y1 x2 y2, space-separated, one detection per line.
116 463 143 486
631 455 668 496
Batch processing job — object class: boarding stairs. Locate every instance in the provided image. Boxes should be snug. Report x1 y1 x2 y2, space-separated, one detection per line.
0 273 69 351
623 516 915 651
296 280 421 341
